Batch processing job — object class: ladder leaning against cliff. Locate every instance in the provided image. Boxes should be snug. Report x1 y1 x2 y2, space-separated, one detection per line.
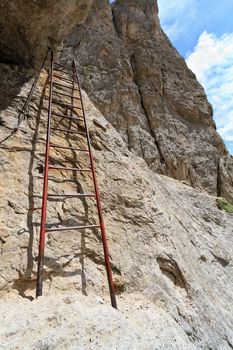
36 49 117 309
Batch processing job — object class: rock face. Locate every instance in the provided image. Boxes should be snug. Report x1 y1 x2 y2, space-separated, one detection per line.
219 155 233 203
0 0 233 349
0 0 93 66
61 0 231 198
0 294 198 350
0 71 233 349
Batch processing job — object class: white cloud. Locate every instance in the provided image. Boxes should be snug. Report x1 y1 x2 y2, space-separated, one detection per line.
186 31 233 151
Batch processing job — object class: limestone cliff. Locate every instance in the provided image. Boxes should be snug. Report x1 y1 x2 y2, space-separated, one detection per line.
0 1 233 350
0 73 233 349
61 0 233 201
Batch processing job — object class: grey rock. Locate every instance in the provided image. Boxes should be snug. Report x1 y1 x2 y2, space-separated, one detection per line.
219 155 233 203
61 0 230 198
0 294 198 350
0 84 233 349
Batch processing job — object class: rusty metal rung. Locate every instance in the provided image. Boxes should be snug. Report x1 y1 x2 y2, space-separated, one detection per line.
53 91 81 100
52 114 84 121
49 166 92 172
46 224 99 232
52 99 82 110
47 193 95 198
54 63 73 70
53 69 73 77
50 127 86 135
50 144 88 152
54 75 76 84
53 113 84 122
53 82 79 91
28 207 42 212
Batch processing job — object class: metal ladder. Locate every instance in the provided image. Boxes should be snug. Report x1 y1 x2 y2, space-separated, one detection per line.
36 49 117 309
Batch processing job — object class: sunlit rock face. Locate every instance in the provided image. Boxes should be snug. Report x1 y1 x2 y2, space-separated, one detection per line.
61 0 230 198
0 76 233 350
219 155 233 203
0 0 93 66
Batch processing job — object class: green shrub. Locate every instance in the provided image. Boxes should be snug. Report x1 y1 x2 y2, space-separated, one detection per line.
216 197 233 214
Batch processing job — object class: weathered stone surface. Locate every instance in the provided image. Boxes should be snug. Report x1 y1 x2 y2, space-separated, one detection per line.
0 71 233 348
0 293 197 350
0 0 93 66
61 0 229 198
219 155 233 203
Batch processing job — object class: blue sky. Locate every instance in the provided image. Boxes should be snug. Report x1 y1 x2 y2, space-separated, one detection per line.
158 0 233 155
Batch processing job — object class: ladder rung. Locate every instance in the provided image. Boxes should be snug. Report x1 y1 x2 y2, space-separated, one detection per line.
54 69 73 78
46 224 99 232
52 100 82 110
52 114 84 121
50 127 86 135
50 144 89 152
54 75 76 84
47 193 95 198
53 82 79 91
54 63 73 70
49 166 92 172
53 91 80 100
